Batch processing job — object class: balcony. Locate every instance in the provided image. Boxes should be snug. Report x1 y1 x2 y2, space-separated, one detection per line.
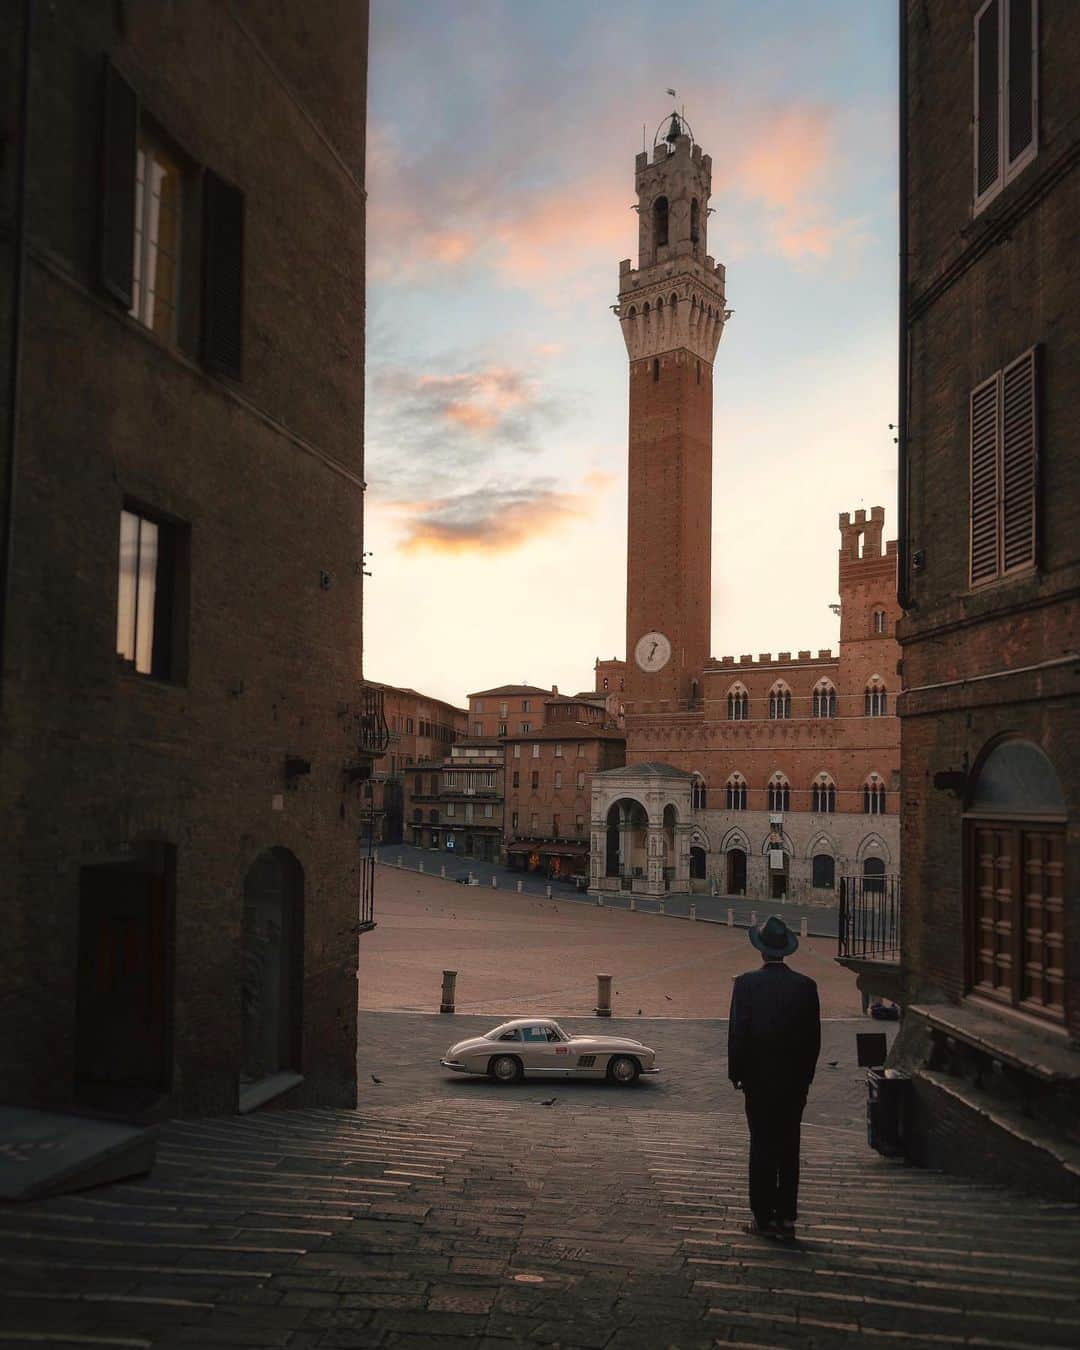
359 852 376 933
836 874 902 1005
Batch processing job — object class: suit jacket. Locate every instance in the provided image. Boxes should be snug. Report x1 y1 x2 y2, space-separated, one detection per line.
727 963 821 1099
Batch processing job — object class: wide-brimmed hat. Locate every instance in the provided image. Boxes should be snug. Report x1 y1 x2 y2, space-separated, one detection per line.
749 914 799 957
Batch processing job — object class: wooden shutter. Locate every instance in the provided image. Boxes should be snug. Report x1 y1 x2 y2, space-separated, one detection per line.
99 59 138 307
1007 0 1035 166
975 0 1001 201
970 373 1000 584
202 170 245 380
1001 347 1037 573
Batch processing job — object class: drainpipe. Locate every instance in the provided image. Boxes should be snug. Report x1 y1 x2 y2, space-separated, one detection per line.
0 0 34 718
896 0 911 612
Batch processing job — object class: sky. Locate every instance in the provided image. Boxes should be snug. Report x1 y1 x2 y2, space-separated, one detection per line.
363 0 899 710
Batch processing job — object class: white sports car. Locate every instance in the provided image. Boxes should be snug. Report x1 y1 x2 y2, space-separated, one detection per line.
440 1017 660 1085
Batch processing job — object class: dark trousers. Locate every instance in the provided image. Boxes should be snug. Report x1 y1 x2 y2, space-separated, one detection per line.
744 1090 805 1223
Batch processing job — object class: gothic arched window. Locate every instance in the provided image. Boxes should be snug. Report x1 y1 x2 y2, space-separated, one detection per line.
769 683 792 720
690 197 701 245
812 680 837 718
863 774 887 814
691 774 707 810
727 684 749 720
725 773 747 810
767 774 791 812
653 194 669 249
873 608 887 634
865 678 887 717
811 774 836 813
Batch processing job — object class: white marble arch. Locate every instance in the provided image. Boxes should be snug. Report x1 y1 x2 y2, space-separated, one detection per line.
590 761 694 896
805 830 840 860
856 832 891 866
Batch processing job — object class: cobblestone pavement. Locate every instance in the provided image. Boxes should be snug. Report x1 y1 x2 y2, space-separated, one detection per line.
2 1089 1078 1349
380 846 840 938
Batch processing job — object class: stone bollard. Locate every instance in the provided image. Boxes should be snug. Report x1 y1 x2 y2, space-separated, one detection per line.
440 865 446 878
800 916 808 938
546 885 552 899
491 875 498 888
373 850 379 864
397 855 403 867
727 907 734 927
658 898 666 914
516 880 523 893
597 894 603 906
440 970 457 1014
595 974 613 1018
750 910 758 927
418 861 424 874
690 903 697 921
629 897 636 911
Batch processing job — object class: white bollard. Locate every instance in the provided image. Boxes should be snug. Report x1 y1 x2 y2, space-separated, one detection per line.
597 894 603 906
397 855 403 867
659 898 666 914
546 885 552 899
491 875 498 888
418 861 424 874
440 865 446 878
800 916 808 938
374 850 379 864
727 907 734 927
750 910 758 927
690 903 697 921
629 897 636 912
516 880 523 893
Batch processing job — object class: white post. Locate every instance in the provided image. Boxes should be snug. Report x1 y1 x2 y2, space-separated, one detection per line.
630 897 636 912
491 875 498 888
546 885 552 899
397 855 403 867
440 865 446 878
418 861 424 874
800 916 808 938
516 879 523 893
690 903 697 921
659 898 666 914
597 894 603 906
727 907 734 927
750 910 757 927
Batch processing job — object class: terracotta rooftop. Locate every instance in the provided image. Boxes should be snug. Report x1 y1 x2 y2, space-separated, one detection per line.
468 683 551 698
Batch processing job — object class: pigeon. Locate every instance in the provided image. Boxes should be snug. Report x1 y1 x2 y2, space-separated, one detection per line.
371 1074 383 1084
539 1098 557 1106
637 1009 643 1016
827 1061 839 1069
665 994 673 1001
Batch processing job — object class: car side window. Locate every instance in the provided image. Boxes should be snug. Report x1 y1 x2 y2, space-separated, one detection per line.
498 1030 521 1042
545 1027 561 1043
522 1025 550 1043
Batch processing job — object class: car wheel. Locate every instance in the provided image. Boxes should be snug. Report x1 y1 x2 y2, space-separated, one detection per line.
489 1054 523 1084
608 1055 640 1085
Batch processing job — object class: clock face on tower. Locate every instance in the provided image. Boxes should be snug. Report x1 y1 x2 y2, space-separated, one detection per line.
634 631 672 672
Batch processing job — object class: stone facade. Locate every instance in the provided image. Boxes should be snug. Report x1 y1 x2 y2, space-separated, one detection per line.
402 739 505 864
466 683 551 741
890 1 1080 1191
0 1 374 1116
366 683 468 844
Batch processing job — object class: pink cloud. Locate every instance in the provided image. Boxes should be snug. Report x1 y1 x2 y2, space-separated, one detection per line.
395 485 587 555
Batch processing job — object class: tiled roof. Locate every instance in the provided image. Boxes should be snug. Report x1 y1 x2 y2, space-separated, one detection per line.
467 684 552 698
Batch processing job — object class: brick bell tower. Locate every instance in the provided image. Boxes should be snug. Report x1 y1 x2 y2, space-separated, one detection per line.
617 111 728 713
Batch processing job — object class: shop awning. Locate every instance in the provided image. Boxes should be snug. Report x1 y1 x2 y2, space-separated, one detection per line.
506 840 539 854
537 842 590 858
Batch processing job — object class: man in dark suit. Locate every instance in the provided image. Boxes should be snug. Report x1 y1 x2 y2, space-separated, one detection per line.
728 914 821 1240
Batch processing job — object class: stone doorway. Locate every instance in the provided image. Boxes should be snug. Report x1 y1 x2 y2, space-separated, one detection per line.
75 843 174 1109
726 848 747 895
241 849 303 1092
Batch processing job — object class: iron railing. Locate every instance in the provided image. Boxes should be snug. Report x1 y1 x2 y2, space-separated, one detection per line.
359 852 376 932
356 684 390 757
838 874 901 960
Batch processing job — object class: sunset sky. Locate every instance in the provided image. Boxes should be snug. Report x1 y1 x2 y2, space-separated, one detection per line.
363 0 899 710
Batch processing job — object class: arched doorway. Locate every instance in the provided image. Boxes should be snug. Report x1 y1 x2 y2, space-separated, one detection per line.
690 845 707 880
241 848 304 1086
662 804 678 887
862 856 885 895
605 799 648 882
726 848 747 895
813 853 836 889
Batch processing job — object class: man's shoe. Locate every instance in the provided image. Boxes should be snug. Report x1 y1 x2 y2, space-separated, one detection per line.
775 1220 796 1242
742 1218 776 1239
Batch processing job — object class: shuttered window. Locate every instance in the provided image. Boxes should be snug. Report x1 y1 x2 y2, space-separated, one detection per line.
974 0 1038 212
202 170 245 380
100 60 138 307
969 348 1037 587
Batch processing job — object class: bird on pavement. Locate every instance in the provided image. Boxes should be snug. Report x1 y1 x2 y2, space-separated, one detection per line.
539 1098 557 1106
665 994 673 1001
371 1074 383 1084
827 1061 839 1068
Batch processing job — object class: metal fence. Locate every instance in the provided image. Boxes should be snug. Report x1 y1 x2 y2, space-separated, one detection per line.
838 874 901 960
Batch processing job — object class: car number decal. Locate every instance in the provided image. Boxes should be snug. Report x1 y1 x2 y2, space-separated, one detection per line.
555 1046 568 1055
